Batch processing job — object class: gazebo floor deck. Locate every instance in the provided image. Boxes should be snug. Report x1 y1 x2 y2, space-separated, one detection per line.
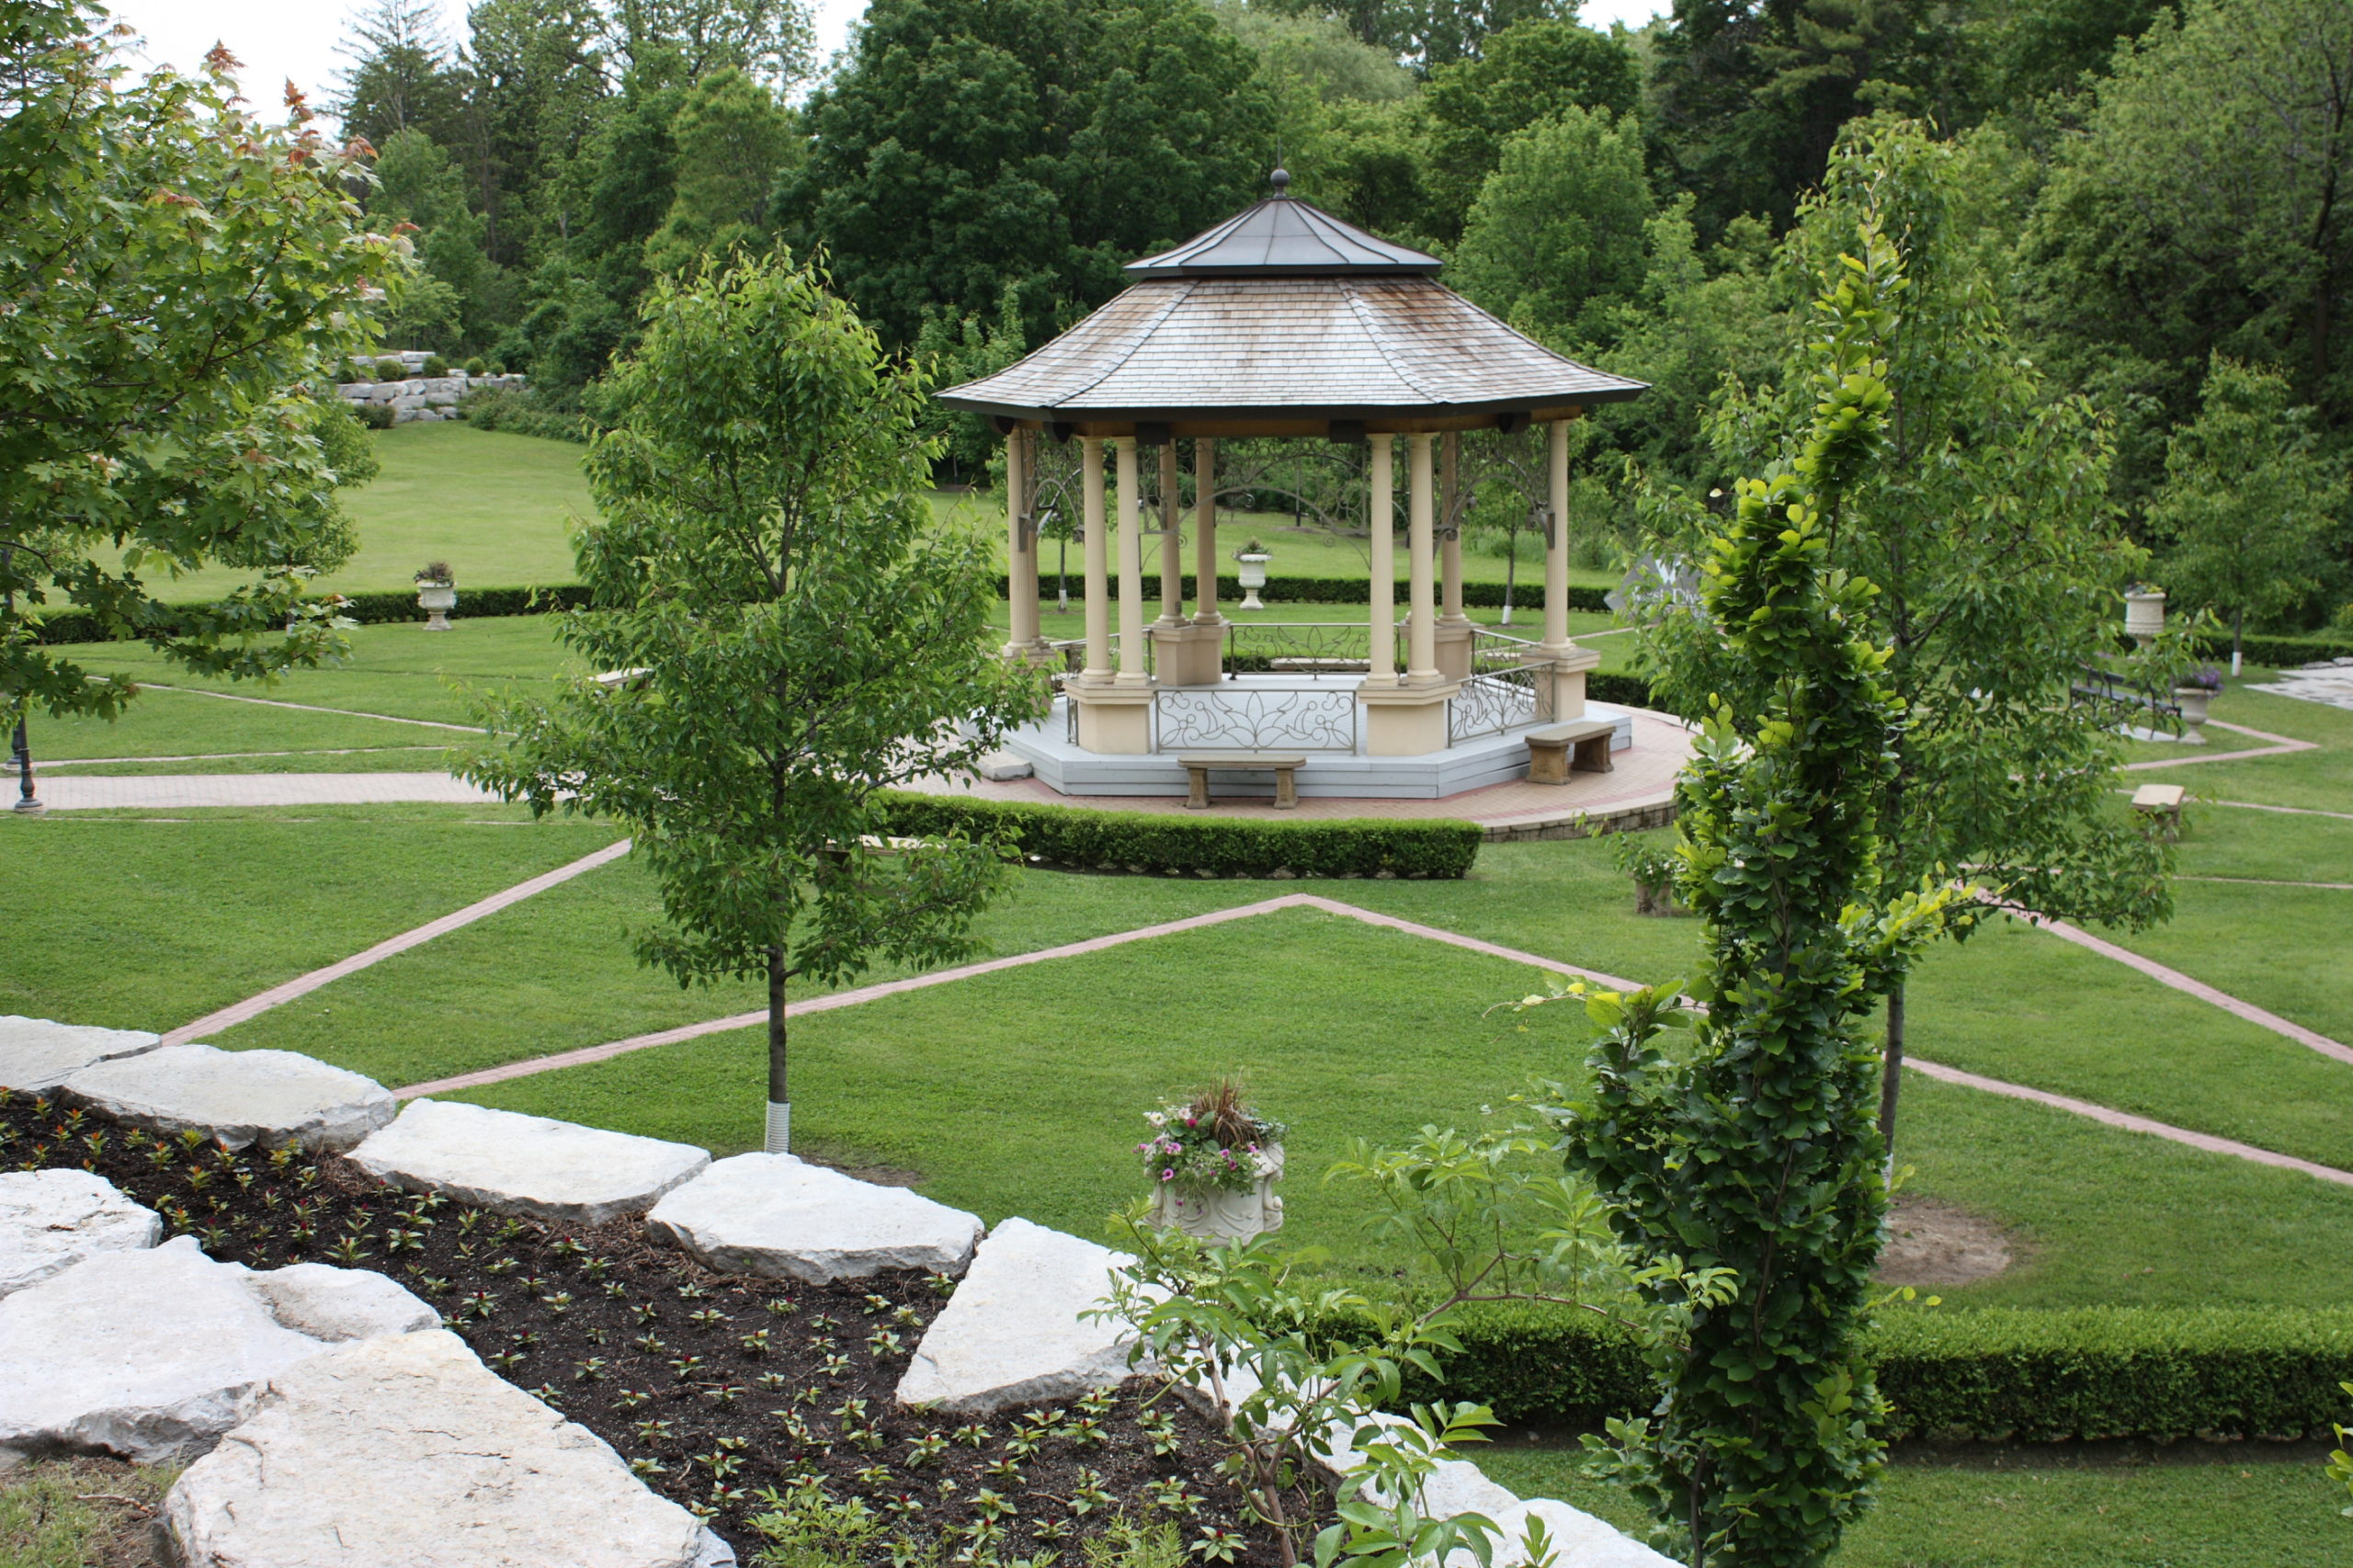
908 709 1693 842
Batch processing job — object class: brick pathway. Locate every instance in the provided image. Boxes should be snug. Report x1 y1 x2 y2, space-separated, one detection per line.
2120 719 2315 771
27 772 500 811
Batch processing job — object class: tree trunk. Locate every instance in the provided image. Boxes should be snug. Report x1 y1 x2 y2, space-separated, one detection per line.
2232 607 2244 678
1502 528 1518 627
1878 980 1906 1176
766 945 790 1153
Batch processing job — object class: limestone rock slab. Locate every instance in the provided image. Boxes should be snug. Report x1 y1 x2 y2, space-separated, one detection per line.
646 1153 983 1283
0 1169 161 1298
0 1015 163 1092
59 1044 395 1152
249 1263 438 1342
0 1236 327 1462
351 1098 710 1225
896 1217 1150 1413
162 1329 709 1568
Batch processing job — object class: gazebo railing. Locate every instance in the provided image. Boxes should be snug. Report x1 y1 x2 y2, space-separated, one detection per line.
1448 627 1556 744
1219 620 1397 679
1154 687 1360 753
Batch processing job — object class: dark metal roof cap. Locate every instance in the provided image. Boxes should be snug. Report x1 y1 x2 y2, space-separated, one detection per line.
1126 183 1441 278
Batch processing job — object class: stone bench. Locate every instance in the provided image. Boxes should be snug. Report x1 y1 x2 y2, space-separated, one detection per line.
1524 719 1614 785
1177 753 1306 810
2131 781 2186 835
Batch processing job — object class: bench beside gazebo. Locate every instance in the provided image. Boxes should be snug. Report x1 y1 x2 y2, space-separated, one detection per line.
937 172 1647 782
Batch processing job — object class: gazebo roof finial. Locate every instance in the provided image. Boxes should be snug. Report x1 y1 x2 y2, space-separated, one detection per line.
1268 165 1290 197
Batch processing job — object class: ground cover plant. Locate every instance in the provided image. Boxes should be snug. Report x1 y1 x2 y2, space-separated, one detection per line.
0 1092 1285 1565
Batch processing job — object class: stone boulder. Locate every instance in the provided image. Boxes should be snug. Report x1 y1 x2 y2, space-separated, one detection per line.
0 1169 160 1297
896 1217 1152 1413
1489 1500 1679 1568
162 1329 710 1568
0 1237 439 1463
351 1098 710 1225
645 1153 983 1284
59 1044 396 1152
0 1015 163 1092
248 1262 438 1342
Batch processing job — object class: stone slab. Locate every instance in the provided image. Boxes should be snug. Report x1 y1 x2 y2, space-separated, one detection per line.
0 1169 160 1298
0 1015 163 1093
163 1329 709 1568
895 1217 1151 1413
974 750 1034 782
248 1262 438 1342
645 1153 983 1283
60 1044 396 1153
0 1237 328 1462
351 1098 710 1225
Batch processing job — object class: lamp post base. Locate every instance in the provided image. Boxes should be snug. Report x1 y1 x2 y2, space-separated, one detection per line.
765 1099 791 1154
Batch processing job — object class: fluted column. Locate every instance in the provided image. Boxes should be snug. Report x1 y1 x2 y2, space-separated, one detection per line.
1439 430 1467 626
1368 436 1395 680
1193 438 1221 624
1002 427 1042 660
1406 433 1438 684
1114 437 1147 686
1081 436 1110 684
1543 418 1573 652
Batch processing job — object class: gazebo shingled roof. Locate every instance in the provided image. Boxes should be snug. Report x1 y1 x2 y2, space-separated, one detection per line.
935 176 1647 437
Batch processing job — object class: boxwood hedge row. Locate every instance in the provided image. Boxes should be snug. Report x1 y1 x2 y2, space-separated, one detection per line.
1348 1299 2353 1442
877 790 1482 880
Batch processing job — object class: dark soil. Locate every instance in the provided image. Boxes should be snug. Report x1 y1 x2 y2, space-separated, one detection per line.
2 1093 1310 1565
1877 1196 2018 1288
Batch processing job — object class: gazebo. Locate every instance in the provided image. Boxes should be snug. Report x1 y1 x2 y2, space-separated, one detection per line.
937 173 1649 800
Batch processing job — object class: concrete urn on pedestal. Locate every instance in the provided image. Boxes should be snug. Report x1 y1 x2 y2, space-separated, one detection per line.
1149 1144 1285 1244
2123 587 2165 651
1234 551 1271 611
415 572 457 631
2174 684 2212 742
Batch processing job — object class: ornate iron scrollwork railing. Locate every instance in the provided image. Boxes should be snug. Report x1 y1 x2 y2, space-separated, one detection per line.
1219 621 1397 679
1154 687 1359 753
1449 631 1556 744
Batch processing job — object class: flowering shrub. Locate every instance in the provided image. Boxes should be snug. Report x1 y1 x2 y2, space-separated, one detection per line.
1137 1083 1285 1193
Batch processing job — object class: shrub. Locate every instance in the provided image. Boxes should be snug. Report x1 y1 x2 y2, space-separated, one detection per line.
422 353 449 377
462 356 486 377
373 355 407 380
876 791 1481 879
354 401 394 430
2195 629 2353 666
463 384 594 443
1335 1299 2353 1442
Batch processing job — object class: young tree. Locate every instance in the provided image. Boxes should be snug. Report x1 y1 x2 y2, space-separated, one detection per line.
2 4 396 727
1562 212 1958 1568
461 255 1042 1153
1643 119 2177 1162
2148 356 2347 673
1449 106 1653 353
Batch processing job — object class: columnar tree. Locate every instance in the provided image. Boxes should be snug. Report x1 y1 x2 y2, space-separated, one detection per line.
1561 214 1957 1568
1644 119 2174 1159
3 3 395 725
461 254 1041 1153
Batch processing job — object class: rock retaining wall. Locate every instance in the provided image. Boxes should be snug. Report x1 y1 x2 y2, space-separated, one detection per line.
335 369 529 425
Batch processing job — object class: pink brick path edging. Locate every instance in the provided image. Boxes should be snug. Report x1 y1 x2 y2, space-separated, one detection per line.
138 682 483 733
2120 719 2315 771
30 772 503 811
2001 906 2353 1067
394 892 1637 1098
1903 1058 2353 1188
164 838 632 1045
390 892 2353 1188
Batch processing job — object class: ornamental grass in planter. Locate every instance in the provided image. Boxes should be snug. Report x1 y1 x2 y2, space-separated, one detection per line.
1139 1082 1285 1245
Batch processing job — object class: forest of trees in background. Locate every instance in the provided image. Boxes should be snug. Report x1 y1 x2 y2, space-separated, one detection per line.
331 0 2352 631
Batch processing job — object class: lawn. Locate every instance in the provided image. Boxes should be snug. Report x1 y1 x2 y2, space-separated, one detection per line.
1478 1439 2347 1568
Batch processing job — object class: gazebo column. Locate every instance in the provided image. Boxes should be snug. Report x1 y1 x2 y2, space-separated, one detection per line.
1000 426 1048 663
1068 435 1154 753
1367 437 1395 681
1434 430 1473 681
1361 431 1458 756
1153 437 1223 684
1527 416 1599 722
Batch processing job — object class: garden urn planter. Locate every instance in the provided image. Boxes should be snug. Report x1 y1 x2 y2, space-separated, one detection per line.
1235 552 1271 611
2174 687 2211 743
2123 588 2165 651
416 583 457 631
1150 1144 1285 1244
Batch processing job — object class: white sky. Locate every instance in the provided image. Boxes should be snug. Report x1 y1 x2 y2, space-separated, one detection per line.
98 1 1671 125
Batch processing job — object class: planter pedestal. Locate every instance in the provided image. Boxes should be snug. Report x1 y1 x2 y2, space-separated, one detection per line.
1235 555 1271 611
2174 687 2211 744
1149 1145 1284 1244
416 584 457 632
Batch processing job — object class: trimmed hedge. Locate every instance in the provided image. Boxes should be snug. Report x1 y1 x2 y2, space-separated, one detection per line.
878 790 1481 880
1585 670 1663 713
32 585 594 644
1006 574 1612 613
2194 630 2353 667
1350 1300 2353 1442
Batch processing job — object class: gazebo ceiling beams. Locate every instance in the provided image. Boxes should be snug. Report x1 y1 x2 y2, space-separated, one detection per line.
992 407 1586 442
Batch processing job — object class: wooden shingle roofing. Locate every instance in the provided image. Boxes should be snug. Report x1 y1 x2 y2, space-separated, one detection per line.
934 275 1648 433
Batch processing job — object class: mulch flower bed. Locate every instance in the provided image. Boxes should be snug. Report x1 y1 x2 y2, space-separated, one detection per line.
3 1094 1314 1565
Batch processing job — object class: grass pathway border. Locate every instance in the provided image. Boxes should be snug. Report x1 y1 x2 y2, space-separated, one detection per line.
383 892 2353 1189
166 838 632 1044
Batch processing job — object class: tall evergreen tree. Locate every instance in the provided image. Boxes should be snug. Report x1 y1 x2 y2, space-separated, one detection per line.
334 0 469 151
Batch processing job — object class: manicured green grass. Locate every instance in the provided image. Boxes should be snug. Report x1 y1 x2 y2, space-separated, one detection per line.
1478 1441 2346 1568
0 804 622 1032
2119 676 2353 814
42 744 458 776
